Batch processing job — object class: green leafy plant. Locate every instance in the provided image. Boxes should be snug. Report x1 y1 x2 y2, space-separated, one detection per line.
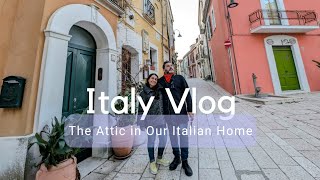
28 117 81 168
114 90 140 127
313 60 320 69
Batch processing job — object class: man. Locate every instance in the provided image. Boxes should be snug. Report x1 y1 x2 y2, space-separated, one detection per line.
158 61 193 176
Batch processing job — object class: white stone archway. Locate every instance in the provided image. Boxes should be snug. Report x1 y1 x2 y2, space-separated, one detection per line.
34 4 118 157
264 35 310 95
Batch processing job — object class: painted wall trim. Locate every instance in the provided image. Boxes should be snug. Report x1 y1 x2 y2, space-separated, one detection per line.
264 35 310 95
34 4 118 160
44 30 72 41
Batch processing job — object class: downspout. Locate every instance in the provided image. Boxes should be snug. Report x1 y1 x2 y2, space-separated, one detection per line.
165 0 171 63
161 0 165 64
222 0 237 95
223 0 242 94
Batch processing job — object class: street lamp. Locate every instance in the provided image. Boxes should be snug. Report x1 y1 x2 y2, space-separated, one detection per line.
227 0 239 8
174 29 182 37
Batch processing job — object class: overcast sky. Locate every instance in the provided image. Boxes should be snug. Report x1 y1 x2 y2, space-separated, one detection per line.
170 0 200 59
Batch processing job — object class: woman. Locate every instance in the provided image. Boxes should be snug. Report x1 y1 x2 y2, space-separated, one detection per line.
138 73 170 175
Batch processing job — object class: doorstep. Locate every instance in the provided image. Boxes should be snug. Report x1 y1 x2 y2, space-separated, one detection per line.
236 94 303 105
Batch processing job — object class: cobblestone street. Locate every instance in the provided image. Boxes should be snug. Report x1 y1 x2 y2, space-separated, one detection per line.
80 78 320 180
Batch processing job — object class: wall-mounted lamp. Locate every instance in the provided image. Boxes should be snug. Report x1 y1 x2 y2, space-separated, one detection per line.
145 59 152 66
227 0 239 8
174 29 182 37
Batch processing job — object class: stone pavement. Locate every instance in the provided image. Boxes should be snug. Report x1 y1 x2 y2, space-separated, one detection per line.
80 78 320 180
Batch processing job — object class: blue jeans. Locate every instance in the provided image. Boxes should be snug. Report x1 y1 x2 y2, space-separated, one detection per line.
147 125 167 162
167 123 189 160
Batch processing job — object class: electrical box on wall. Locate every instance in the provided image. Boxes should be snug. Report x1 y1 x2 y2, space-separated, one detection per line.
0 76 26 108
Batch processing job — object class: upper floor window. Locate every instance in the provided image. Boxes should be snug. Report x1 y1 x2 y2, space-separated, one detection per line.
206 17 212 39
144 0 156 24
262 0 282 25
211 9 216 30
264 0 279 10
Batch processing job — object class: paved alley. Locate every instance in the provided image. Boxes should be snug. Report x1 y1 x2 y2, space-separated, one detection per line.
80 78 320 180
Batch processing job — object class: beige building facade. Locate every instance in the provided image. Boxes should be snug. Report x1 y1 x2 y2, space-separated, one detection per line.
0 0 174 179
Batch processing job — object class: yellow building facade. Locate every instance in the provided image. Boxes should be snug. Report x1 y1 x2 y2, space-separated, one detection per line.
116 0 174 90
0 0 174 179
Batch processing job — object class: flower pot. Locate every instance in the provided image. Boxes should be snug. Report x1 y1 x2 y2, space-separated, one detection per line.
111 125 135 159
36 156 79 180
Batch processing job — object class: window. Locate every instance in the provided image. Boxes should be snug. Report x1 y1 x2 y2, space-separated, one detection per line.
264 0 281 25
211 9 216 30
143 0 156 23
264 0 279 10
206 17 212 39
260 0 289 25
149 47 158 71
150 49 153 65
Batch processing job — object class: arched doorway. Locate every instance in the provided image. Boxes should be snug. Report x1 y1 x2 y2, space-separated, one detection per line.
62 25 96 162
35 4 118 161
62 26 96 117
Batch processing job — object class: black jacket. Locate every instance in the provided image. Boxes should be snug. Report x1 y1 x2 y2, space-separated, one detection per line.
158 75 192 124
137 85 166 128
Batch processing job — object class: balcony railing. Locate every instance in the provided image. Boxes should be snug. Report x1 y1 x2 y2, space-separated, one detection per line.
109 0 128 11
249 9 319 33
143 0 156 25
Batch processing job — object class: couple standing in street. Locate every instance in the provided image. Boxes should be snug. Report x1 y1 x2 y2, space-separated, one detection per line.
138 61 194 176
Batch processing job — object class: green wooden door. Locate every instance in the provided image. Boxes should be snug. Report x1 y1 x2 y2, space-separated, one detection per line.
62 26 96 162
62 46 96 117
273 46 300 91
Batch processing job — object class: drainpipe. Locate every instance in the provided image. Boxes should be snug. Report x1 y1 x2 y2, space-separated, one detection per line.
227 47 238 95
223 0 241 95
165 0 172 63
161 0 166 65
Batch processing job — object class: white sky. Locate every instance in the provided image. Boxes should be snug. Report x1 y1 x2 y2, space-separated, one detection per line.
170 0 200 59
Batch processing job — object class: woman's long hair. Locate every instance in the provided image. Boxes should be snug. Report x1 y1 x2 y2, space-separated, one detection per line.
146 73 160 99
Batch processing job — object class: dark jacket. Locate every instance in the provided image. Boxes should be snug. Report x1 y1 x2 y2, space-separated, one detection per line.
158 75 192 124
137 85 166 128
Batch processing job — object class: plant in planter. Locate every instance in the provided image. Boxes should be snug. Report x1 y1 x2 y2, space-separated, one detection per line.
28 117 81 180
111 56 144 159
111 88 142 159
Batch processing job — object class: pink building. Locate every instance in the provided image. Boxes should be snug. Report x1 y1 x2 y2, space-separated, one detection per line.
201 0 320 95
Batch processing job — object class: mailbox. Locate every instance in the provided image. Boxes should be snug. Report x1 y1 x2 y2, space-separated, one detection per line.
0 76 26 108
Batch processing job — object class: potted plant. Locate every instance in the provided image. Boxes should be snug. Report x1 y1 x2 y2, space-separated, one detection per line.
111 89 139 159
111 55 146 159
29 117 81 180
